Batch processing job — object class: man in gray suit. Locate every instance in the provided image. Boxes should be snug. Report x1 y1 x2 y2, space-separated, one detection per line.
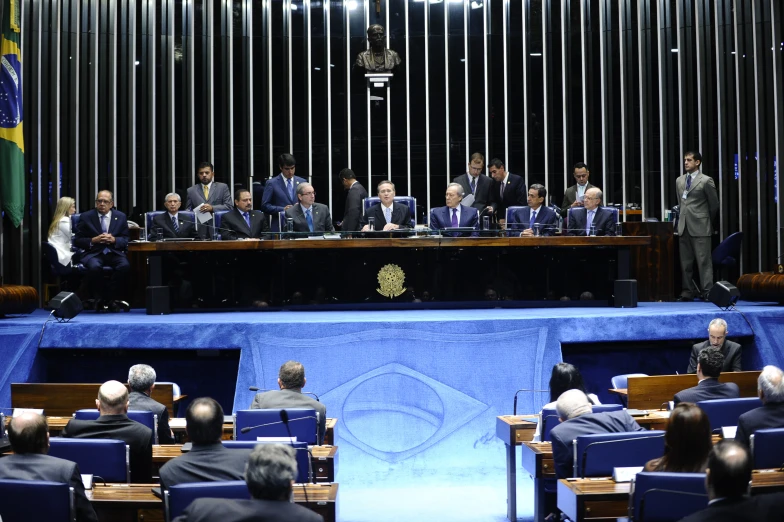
284 183 334 234
250 361 327 445
560 162 595 217
128 363 175 444
676 151 719 301
185 161 233 238
687 318 742 373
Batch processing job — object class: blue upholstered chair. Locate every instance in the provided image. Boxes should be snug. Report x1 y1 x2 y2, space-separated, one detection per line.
234 409 318 445
631 472 708 521
362 196 417 228
541 404 623 442
213 210 229 239
611 373 648 407
48 438 130 483
750 428 784 469
696 397 762 432
0 479 74 522
504 206 526 236
145 210 195 240
573 430 665 478
73 409 158 444
221 440 312 483
164 480 250 522
712 231 743 282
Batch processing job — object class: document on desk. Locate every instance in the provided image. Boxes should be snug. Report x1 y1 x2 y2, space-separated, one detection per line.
169 418 187 428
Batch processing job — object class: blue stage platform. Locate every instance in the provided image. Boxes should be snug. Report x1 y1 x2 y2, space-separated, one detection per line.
1 302 783 520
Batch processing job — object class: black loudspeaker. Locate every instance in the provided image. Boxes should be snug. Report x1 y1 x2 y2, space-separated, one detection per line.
146 286 171 315
708 281 740 310
613 279 638 308
49 291 83 321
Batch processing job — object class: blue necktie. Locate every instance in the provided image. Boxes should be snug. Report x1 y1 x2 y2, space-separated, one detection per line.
243 211 251 229
530 210 536 229
686 174 692 190
305 208 314 232
451 208 458 228
470 177 476 193
101 214 108 233
385 206 392 224
287 179 294 201
172 215 179 233
586 210 595 235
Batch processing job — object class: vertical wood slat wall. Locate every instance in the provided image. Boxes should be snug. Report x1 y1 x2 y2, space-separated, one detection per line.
4 0 782 297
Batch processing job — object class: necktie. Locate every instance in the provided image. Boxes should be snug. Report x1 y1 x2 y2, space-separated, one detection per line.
287 179 294 201
686 174 692 190
470 177 476 194
305 208 314 232
500 182 505 199
385 206 392 224
101 214 108 233
203 185 209 200
172 215 179 233
243 211 251 229
530 210 536 228
451 208 458 228
587 210 595 234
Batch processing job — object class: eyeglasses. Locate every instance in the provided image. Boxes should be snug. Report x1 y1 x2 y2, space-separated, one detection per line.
95 199 112 204
301 191 315 196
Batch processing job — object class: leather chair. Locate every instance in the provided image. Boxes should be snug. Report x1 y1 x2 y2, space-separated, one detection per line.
145 211 196 241
610 373 648 407
750 428 784 469
0 479 74 522
696 397 763 432
573 430 665 478
631 471 708 521
566 206 619 234
73 409 158 444
222 440 312 483
164 480 250 522
541 404 623 443
234 408 319 444
213 210 229 239
48 438 130 483
362 196 417 228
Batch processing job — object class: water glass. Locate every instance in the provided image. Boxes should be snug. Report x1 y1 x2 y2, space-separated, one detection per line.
286 218 294 233
368 217 376 231
615 223 623 236
589 225 596 237
482 216 490 230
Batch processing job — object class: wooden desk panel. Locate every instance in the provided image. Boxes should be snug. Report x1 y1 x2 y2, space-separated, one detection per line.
626 372 761 410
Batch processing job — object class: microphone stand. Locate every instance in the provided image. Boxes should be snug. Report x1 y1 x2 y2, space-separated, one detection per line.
280 410 309 506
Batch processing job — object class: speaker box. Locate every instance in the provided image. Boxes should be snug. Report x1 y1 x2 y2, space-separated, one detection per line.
613 279 638 308
146 286 171 315
708 281 740 310
49 291 83 321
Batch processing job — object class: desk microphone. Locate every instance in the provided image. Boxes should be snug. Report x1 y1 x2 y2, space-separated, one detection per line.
248 387 320 402
280 410 310 505
239 415 318 434
513 389 549 415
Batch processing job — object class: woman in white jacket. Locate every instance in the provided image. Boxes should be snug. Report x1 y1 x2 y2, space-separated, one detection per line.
47 196 77 266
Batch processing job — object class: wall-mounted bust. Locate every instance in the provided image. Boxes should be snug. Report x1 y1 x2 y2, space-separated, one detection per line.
355 24 401 73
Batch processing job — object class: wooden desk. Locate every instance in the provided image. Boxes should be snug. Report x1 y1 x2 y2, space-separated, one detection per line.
625 372 761 410
495 415 538 521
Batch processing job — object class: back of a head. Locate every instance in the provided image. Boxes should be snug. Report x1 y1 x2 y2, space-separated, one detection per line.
662 402 712 472
698 349 724 378
8 412 49 455
556 389 593 421
279 361 305 390
128 364 156 393
98 380 129 415
549 363 588 403
338 168 356 181
245 444 298 501
707 440 752 499
185 397 224 444
758 365 784 403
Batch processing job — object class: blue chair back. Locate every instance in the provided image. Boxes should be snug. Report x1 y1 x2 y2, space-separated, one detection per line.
573 430 665 478
611 373 648 406
712 231 744 266
0 479 74 522
73 409 158 444
48 438 130 483
234 409 318 444
221 440 311 483
71 213 82 232
213 210 229 239
696 397 763 432
750 428 784 469
145 211 195 239
602 206 620 224
165 480 250 522
363 196 417 227
541 403 622 442
505 206 527 235
631 472 708 522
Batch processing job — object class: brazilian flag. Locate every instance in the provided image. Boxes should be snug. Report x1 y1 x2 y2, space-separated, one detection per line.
0 0 24 228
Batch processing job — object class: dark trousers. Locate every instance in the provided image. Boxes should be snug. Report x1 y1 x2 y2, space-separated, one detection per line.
84 252 130 301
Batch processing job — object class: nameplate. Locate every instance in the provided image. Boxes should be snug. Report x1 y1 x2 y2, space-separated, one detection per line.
613 466 643 482
721 426 737 439
13 408 43 417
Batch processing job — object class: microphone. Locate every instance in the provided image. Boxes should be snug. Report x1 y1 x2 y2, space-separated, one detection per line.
239 415 319 434
513 389 549 415
280 410 310 505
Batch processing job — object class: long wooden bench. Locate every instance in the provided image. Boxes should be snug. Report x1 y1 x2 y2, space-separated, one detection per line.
625 371 761 410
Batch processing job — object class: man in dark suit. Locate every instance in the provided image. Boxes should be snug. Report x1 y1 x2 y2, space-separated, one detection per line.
61 380 153 483
687 318 742 373
338 168 368 234
550 389 645 478
172 444 323 522
262 153 308 232
679 440 784 522
221 188 271 240
148 193 198 241
360 180 412 231
284 183 334 234
452 152 497 216
429 183 479 237
73 190 131 311
185 161 233 239
128 364 174 444
250 361 327 445
567 187 617 236
0 412 98 522
159 397 251 492
488 158 526 226
735 365 784 448
507 184 559 237
674 349 740 405
560 162 595 217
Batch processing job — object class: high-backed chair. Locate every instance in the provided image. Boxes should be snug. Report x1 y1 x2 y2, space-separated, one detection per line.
164 481 250 522
712 231 743 282
540 404 623 443
573 431 665 478
0 479 74 522
362 196 417 227
631 472 708 521
222 440 312 483
750 428 784 469
234 408 318 445
213 210 229 239
611 373 649 407
504 206 526 236
48 438 130 483
145 210 196 240
696 397 762 432
73 409 158 444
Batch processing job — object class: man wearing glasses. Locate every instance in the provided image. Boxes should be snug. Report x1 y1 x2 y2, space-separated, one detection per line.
284 183 334 234
560 162 595 217
452 152 497 216
566 187 616 236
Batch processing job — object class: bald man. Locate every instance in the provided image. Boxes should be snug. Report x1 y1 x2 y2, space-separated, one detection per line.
61 380 153 482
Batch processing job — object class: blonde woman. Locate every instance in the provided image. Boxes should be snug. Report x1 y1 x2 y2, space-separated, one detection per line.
48 197 76 266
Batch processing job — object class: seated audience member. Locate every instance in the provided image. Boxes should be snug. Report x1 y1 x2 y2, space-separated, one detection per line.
687 318 742 373
148 193 198 240
674 349 739 405
61 380 153 482
0 413 98 522
507 184 558 237
172 443 323 522
429 183 479 237
221 188 271 240
532 362 601 442
48 196 77 266
735 365 784 448
159 398 251 492
644 402 711 472
360 180 412 231
566 187 616 236
250 361 327 445
678 440 784 522
550 389 644 479
284 183 335 234
128 364 175 444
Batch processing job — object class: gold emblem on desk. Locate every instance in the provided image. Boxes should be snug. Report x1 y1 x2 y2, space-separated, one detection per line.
777 263 784 275
377 264 406 298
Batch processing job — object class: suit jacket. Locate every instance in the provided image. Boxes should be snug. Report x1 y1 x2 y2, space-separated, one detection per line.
687 340 743 374
453 173 497 212
128 390 174 444
567 207 617 236
550 410 645 479
149 212 198 241
159 443 252 492
0 453 98 522
73 209 130 263
678 493 784 522
341 182 368 232
507 205 559 236
735 401 784 448
185 182 233 212
261 174 308 215
60 414 153 483
285 203 335 234
673 377 740 405
172 497 324 522
360 202 412 229
250 388 327 445
221 208 271 240
560 182 595 217
675 172 719 237
429 205 479 237
495 173 527 220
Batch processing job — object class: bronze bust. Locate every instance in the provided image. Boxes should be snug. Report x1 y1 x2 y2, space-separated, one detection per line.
355 24 401 73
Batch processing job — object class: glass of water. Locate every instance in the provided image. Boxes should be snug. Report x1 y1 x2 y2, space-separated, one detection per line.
368 217 375 231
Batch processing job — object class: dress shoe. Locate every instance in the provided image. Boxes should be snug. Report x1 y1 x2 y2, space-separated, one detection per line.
675 295 693 302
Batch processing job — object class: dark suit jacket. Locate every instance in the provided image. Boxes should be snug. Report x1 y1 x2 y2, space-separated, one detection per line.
60 414 153 483
687 341 742 374
567 207 617 236
360 202 412 229
678 493 784 522
550 410 645 479
185 182 233 212
0 453 98 522
159 443 252 492
453 173 497 212
284 203 335 233
149 212 198 241
261 174 308 215
560 182 595 217
495 173 527 220
73 209 130 262
673 378 740 405
172 497 324 522
221 209 271 240
507 205 559 236
429 205 479 237
250 388 327 445
128 390 174 444
341 182 368 232
735 401 784 448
